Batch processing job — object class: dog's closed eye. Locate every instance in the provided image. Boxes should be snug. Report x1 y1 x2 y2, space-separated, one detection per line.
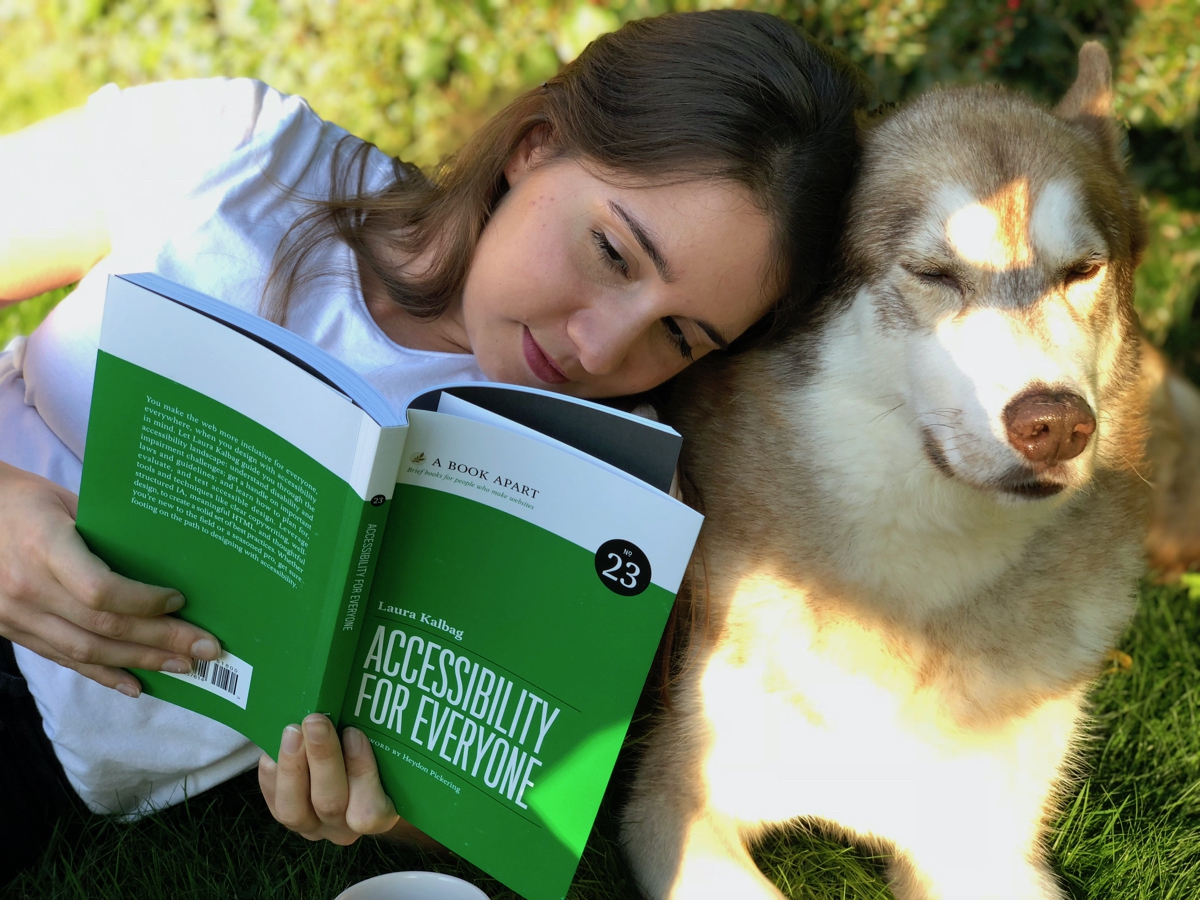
902 264 964 295
1063 259 1105 287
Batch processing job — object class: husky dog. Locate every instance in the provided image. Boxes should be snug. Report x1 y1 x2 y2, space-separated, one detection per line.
622 45 1151 900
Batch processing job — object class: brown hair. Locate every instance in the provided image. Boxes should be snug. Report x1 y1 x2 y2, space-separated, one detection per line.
266 9 865 350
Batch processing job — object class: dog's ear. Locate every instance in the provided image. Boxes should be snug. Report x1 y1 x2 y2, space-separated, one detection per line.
1054 42 1123 166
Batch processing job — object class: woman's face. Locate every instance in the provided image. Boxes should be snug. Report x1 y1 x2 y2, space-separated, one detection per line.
455 146 778 398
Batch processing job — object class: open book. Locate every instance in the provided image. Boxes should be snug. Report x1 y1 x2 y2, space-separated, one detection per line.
75 274 702 900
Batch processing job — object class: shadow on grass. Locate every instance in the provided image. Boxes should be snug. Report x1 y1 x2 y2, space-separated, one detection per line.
5 770 515 900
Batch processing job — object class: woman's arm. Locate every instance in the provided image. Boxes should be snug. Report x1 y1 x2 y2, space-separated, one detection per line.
0 106 111 303
0 106 226 693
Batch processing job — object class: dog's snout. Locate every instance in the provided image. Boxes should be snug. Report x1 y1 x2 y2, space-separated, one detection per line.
1003 391 1096 465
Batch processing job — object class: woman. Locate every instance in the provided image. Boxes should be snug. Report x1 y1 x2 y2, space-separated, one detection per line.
0 9 864 875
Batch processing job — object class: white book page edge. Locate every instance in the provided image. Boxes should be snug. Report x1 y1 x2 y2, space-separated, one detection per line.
102 276 401 500
435 393 663 495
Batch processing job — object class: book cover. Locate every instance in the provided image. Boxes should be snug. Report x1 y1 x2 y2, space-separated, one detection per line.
76 274 703 900
76 274 405 754
342 408 701 900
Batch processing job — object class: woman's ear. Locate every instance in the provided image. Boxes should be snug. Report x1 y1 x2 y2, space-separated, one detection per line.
503 125 552 188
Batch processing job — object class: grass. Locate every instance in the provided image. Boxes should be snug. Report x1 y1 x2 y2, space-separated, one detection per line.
0 286 73 350
1052 581 1200 899
5 578 1199 900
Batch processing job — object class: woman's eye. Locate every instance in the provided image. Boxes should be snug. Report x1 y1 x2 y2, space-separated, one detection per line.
592 230 630 278
662 317 693 361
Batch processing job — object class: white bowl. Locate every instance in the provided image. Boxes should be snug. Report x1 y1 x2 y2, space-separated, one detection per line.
333 871 489 900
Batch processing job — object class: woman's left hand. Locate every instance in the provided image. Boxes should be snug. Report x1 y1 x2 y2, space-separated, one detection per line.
259 714 400 845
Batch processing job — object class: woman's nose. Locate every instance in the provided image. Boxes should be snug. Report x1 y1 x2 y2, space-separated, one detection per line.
568 304 647 377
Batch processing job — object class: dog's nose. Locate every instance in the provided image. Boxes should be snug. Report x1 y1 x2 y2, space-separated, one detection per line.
1003 390 1096 465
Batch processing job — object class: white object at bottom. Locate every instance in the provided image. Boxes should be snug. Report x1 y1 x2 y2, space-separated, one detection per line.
334 871 489 900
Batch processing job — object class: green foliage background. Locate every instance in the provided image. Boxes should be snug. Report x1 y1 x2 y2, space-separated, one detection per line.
1 0 1198 370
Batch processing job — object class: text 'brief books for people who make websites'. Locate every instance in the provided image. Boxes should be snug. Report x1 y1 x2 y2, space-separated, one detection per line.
74 273 703 900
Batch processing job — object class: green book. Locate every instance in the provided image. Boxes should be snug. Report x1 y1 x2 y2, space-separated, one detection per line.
76 273 703 900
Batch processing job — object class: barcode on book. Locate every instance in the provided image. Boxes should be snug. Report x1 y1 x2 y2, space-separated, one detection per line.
163 650 252 709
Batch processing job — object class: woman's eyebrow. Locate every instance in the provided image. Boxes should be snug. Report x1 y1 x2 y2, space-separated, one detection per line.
696 320 730 350
607 201 676 283
606 200 730 348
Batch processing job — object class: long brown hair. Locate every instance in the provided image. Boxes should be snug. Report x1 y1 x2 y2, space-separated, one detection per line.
265 9 866 344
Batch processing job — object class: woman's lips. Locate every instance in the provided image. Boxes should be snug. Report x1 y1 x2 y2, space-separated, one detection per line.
522 327 569 385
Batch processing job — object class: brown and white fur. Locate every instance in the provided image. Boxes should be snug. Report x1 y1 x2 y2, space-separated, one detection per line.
1144 341 1200 576
622 46 1153 900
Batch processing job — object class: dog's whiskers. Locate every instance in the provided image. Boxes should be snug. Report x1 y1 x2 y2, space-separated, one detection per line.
868 401 905 424
1119 452 1154 487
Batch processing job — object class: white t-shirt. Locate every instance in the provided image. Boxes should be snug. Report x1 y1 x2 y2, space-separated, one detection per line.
0 78 487 817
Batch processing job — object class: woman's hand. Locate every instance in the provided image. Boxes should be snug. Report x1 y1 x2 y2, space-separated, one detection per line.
0 461 221 696
259 715 404 845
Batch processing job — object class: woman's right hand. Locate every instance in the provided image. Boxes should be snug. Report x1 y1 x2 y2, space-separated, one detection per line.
0 460 221 696
259 715 402 846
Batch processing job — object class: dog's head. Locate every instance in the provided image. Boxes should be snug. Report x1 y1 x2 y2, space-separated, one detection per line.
842 44 1147 501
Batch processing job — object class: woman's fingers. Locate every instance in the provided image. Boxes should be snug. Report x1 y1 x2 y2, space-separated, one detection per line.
44 524 221 659
260 719 399 845
46 523 179 618
258 752 278 807
6 586 214 680
13 627 144 696
269 724 325 838
342 727 400 835
302 714 353 835
0 461 221 679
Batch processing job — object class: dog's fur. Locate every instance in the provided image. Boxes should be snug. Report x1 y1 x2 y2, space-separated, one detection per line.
1144 342 1200 575
622 46 1155 899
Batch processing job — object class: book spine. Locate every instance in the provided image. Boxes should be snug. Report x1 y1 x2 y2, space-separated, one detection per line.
310 421 405 718
312 496 392 717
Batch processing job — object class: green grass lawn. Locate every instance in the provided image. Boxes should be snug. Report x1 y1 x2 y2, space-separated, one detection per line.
0 288 72 351
5 578 1199 900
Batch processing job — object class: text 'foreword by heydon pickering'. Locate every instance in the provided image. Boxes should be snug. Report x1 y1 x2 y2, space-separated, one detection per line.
352 625 561 810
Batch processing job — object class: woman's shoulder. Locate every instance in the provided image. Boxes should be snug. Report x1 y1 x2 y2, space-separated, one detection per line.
85 77 395 236
87 77 326 159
